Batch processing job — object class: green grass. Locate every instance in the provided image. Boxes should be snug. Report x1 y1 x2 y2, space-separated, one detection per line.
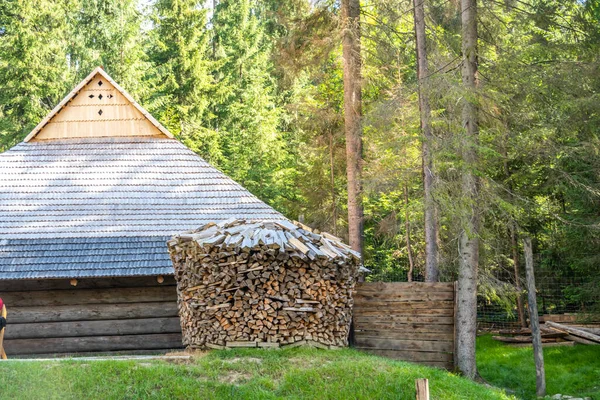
477 334 600 399
0 348 514 400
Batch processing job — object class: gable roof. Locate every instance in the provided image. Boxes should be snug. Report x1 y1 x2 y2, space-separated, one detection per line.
0 69 287 280
0 137 285 280
25 67 173 142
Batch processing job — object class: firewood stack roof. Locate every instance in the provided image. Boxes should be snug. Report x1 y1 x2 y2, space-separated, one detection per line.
180 218 361 263
167 218 362 350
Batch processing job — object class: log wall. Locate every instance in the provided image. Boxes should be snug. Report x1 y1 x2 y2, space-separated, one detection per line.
352 282 456 369
0 276 183 356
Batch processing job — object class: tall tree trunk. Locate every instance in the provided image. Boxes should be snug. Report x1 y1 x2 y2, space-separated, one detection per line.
341 0 364 254
404 185 415 282
511 224 527 327
502 124 526 328
412 0 439 282
456 0 479 379
329 133 338 236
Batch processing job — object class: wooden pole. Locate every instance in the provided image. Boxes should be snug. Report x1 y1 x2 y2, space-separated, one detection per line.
523 237 545 397
415 378 430 400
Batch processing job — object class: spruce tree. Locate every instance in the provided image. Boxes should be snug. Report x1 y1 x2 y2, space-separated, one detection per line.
146 0 214 141
0 0 71 149
209 0 291 206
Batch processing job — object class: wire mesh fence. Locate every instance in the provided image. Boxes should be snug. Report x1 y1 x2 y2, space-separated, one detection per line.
478 269 600 331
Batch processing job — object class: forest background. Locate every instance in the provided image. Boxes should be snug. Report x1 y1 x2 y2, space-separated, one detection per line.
1 0 599 320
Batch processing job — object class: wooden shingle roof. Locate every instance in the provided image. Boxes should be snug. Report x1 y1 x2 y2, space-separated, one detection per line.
0 70 285 280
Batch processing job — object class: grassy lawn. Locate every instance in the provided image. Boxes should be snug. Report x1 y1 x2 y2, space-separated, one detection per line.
477 334 600 400
0 347 514 400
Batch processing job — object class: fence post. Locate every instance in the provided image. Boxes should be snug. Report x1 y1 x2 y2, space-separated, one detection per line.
415 379 429 400
524 237 546 397
453 281 458 369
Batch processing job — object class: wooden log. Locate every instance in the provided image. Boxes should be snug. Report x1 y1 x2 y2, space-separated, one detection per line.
578 327 600 335
509 341 575 348
492 335 559 344
2 287 176 307
4 333 183 355
226 341 257 348
257 342 280 348
524 237 546 397
564 334 599 345
415 379 429 400
8 302 179 324
5 317 181 340
282 307 316 312
545 322 600 344
0 276 177 292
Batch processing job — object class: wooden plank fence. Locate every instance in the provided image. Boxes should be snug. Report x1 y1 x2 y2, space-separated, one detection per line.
352 282 456 369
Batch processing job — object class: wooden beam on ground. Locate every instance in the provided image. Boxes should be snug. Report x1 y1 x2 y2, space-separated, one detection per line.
524 237 546 397
545 322 600 344
564 335 598 345
508 341 574 348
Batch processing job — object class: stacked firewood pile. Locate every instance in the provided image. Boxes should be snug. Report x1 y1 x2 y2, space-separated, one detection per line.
493 321 600 346
167 219 361 349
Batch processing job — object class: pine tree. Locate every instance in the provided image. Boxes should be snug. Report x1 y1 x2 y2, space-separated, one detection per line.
341 0 364 254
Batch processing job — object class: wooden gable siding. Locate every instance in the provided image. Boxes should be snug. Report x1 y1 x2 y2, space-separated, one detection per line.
32 75 165 141
0 276 183 356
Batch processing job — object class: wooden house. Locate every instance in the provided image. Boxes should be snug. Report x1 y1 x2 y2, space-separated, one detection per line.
0 67 285 356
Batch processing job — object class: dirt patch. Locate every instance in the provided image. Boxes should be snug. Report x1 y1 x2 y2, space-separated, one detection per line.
218 371 253 385
163 357 193 365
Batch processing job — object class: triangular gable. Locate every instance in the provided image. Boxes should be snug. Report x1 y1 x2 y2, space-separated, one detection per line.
24 67 173 142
